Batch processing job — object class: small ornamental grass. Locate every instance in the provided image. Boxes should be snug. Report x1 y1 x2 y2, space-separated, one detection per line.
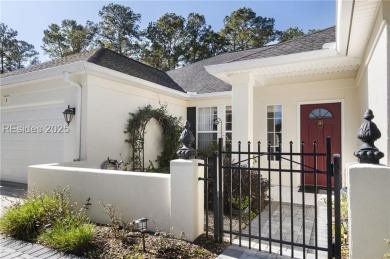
0 188 71 240
0 187 94 255
0 198 46 240
38 215 94 254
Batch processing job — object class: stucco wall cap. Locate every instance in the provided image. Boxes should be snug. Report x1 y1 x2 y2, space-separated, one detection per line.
347 162 389 170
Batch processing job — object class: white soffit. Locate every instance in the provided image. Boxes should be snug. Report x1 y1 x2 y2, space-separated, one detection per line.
253 56 360 79
206 49 360 84
347 0 381 58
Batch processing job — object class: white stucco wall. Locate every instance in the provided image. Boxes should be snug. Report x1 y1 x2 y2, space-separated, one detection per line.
187 95 231 108
28 163 171 231
356 2 389 165
347 163 390 258
28 159 205 241
170 159 204 241
252 78 358 186
84 75 187 169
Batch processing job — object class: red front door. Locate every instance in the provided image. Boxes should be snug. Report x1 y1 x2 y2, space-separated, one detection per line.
300 103 341 187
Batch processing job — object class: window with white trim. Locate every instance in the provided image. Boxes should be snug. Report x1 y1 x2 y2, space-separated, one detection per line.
225 106 233 150
197 106 233 151
267 105 282 160
197 107 218 150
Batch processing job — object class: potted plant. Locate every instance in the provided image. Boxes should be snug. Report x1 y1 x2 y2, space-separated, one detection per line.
229 196 250 216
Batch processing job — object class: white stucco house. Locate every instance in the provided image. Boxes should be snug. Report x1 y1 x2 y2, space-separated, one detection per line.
1 0 389 185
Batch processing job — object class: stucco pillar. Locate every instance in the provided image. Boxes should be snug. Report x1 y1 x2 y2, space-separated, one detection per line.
347 163 390 258
230 73 254 150
170 159 204 242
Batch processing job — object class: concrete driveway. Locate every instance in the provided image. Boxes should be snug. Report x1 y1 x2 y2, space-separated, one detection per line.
0 181 27 216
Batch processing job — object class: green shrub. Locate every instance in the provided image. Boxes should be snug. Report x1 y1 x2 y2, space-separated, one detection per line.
223 167 269 214
0 198 46 240
229 196 250 210
199 142 269 216
38 215 94 254
0 187 72 240
0 186 94 254
124 104 182 172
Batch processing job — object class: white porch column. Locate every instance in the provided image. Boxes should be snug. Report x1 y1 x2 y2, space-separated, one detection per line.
170 159 204 242
347 163 390 258
230 73 254 149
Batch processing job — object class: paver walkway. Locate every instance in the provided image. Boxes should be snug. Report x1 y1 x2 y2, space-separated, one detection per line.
0 235 79 259
217 186 329 259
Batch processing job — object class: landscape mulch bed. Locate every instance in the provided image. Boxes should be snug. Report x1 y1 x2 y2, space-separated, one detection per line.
78 226 229 258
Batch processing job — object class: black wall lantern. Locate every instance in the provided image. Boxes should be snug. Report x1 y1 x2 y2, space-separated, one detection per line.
63 105 76 126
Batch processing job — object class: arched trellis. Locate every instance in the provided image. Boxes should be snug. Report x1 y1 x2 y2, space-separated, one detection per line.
124 104 182 172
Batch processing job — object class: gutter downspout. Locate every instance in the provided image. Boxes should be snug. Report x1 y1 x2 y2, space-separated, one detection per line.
63 71 81 161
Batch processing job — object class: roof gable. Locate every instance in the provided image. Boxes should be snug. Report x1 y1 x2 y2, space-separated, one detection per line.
1 48 185 93
167 26 335 94
87 48 184 92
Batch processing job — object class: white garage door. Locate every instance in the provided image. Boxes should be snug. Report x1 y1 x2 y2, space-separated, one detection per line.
1 105 65 183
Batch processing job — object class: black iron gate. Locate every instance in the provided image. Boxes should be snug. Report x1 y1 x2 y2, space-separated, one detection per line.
199 137 341 259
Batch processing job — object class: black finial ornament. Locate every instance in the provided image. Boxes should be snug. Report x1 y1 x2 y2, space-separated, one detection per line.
177 120 196 159
354 109 384 164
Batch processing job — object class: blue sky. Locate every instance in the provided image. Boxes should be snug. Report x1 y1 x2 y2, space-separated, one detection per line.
1 0 336 62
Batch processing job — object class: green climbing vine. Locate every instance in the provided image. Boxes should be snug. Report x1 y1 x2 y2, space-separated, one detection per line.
124 104 182 172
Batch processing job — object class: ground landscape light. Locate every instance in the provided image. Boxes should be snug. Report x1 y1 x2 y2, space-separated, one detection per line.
134 217 149 252
63 105 75 126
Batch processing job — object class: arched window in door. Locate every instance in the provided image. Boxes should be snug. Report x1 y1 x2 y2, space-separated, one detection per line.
309 108 333 129
309 108 333 119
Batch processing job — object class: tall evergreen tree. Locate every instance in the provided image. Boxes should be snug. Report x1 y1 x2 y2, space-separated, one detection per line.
42 19 97 59
307 29 321 34
278 27 305 43
220 7 277 51
0 23 39 73
7 40 39 70
0 23 18 73
141 13 186 71
97 3 141 56
183 13 227 64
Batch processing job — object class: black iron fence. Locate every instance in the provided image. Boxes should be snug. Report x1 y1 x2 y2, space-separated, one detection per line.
199 137 341 259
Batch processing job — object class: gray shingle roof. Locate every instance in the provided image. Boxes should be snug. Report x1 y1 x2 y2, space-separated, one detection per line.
2 27 335 95
0 50 94 78
167 26 335 94
87 48 184 92
1 48 185 93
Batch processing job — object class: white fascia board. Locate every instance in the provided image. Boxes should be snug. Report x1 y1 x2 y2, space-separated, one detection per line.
0 60 231 100
205 48 339 77
336 0 354 55
0 61 86 88
188 91 232 100
84 62 190 99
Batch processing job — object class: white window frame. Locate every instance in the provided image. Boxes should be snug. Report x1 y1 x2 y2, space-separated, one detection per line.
267 104 282 161
225 105 233 147
197 106 218 150
196 105 232 150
